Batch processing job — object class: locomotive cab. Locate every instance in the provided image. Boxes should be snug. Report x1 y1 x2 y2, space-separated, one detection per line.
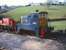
16 13 39 36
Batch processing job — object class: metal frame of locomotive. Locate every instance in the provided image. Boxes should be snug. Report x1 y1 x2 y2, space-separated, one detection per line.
0 15 16 32
16 12 48 38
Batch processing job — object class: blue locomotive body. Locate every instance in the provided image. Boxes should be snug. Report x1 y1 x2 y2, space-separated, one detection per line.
16 13 39 33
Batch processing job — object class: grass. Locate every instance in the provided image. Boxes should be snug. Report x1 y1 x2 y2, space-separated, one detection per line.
3 5 66 21
47 5 66 30
3 5 47 21
47 5 66 19
48 21 66 30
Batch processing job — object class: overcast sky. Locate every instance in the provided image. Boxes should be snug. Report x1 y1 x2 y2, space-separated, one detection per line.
56 0 64 2
48 0 64 3
0 0 47 6
64 0 66 2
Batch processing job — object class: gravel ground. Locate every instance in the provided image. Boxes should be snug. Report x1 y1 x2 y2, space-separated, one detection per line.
0 32 65 50
45 33 66 50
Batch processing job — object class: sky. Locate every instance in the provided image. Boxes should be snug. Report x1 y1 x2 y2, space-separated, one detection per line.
48 0 64 3
52 0 64 2
64 0 66 2
56 0 64 2
0 0 47 6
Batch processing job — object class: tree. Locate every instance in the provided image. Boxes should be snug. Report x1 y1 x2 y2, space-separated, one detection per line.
59 2 64 5
4 5 8 9
0 6 1 10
